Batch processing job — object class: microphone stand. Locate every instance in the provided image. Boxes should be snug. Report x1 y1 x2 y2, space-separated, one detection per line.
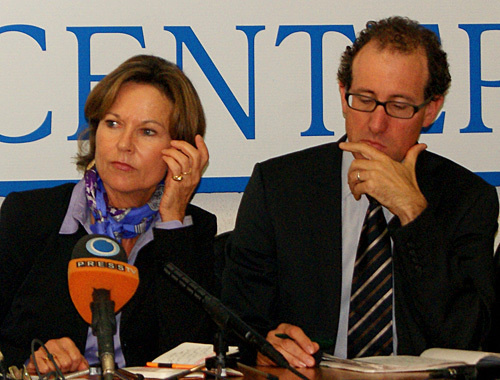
91 289 116 380
204 332 280 380
91 290 144 380
164 262 309 380
212 330 229 378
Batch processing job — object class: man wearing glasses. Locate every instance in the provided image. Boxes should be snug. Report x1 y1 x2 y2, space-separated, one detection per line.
222 17 498 366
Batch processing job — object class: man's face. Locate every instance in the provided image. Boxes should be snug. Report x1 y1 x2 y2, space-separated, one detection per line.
340 41 442 162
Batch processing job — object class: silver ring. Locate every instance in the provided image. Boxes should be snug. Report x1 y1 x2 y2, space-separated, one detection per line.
357 171 361 181
172 174 183 181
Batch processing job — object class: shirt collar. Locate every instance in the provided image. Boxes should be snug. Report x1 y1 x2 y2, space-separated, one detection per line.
59 179 91 235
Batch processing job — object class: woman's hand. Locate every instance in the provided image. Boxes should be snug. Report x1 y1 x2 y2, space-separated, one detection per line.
159 134 209 222
26 337 88 375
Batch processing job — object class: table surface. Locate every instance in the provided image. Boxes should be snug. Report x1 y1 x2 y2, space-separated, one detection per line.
102 363 477 380
234 365 464 380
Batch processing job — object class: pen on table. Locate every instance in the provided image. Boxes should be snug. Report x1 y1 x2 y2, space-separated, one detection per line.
146 362 196 369
163 363 205 380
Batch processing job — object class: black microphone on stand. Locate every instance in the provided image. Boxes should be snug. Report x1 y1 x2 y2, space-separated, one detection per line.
68 234 140 380
163 262 309 380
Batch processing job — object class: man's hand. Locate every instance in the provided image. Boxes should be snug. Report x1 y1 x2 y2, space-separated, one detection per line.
339 141 428 225
26 337 88 375
257 323 319 368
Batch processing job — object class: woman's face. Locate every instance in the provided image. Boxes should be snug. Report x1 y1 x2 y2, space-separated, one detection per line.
95 81 173 208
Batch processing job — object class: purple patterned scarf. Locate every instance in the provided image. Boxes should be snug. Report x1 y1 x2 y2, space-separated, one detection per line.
84 166 163 242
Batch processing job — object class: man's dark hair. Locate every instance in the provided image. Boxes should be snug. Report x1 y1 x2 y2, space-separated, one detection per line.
337 16 451 99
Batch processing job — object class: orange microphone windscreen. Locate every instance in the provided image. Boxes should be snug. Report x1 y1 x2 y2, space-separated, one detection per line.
68 235 139 324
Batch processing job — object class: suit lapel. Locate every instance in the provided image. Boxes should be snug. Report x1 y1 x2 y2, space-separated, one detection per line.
303 140 344 341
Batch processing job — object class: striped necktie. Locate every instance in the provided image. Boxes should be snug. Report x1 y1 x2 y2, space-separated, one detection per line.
347 197 393 358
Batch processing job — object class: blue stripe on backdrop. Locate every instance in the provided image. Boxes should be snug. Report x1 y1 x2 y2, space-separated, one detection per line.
1 172 500 196
0 176 251 196
476 173 500 188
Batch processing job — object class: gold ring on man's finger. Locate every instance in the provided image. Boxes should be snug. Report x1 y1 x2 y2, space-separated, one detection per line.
172 174 183 181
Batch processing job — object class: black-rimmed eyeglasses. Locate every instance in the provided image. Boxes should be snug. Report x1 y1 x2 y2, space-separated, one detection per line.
345 93 432 119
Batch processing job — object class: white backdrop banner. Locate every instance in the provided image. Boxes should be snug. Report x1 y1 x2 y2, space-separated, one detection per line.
1 1 499 194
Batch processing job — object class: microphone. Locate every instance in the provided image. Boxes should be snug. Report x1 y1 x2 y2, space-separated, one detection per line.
68 234 139 380
163 263 309 380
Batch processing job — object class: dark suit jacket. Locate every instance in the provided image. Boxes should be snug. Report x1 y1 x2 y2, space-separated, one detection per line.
0 183 218 367
222 140 498 360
